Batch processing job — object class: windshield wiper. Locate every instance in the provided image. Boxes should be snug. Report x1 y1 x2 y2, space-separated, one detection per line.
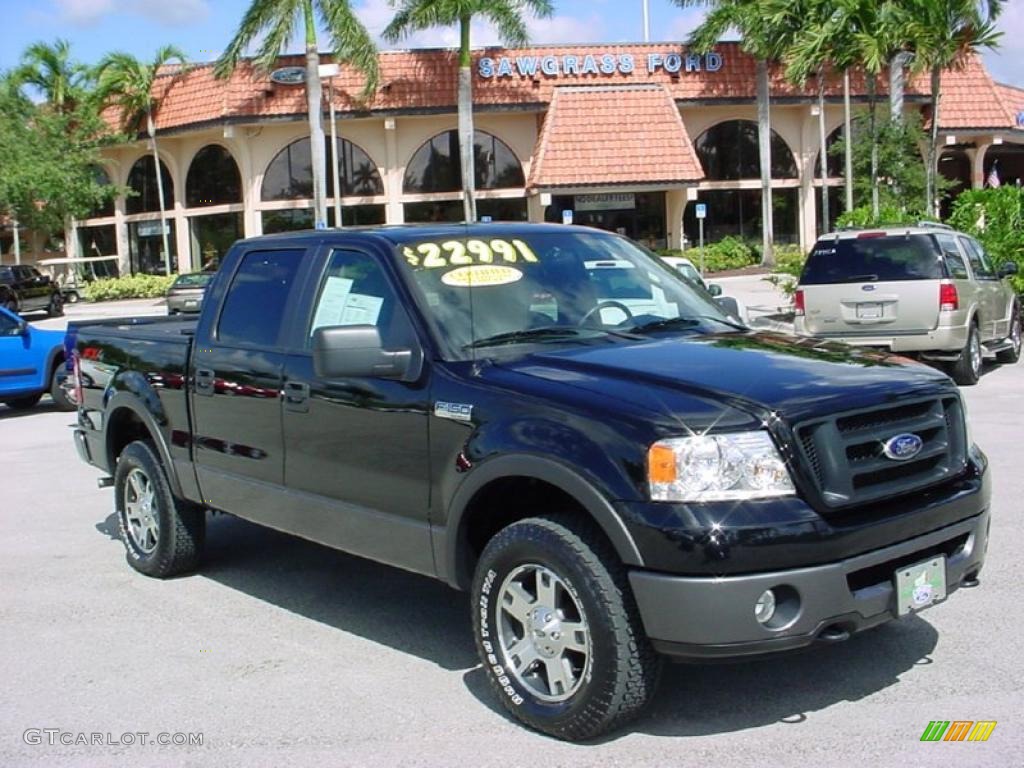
628 315 747 334
465 327 589 350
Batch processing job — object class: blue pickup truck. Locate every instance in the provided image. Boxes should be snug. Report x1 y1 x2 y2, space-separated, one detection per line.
0 305 73 411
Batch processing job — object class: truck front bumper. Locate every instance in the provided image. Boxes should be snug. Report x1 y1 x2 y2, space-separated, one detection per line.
629 509 989 660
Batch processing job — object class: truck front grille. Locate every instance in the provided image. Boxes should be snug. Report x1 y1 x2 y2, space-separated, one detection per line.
794 395 968 509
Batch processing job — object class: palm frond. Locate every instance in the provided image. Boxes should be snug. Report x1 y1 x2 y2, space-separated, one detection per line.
215 0 299 78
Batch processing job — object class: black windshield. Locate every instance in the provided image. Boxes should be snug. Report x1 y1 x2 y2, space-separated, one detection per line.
802 234 944 284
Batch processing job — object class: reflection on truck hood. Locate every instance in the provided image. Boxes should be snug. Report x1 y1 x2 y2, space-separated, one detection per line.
505 331 953 424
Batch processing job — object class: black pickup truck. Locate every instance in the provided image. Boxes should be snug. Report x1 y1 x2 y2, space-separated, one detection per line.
69 224 991 740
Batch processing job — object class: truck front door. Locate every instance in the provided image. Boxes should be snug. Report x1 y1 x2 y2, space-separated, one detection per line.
190 247 305 516
281 246 433 575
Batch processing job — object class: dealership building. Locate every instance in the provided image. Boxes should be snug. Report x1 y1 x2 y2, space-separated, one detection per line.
57 41 1024 275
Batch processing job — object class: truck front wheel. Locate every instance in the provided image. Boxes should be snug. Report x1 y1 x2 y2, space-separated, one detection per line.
114 441 205 578
471 516 661 741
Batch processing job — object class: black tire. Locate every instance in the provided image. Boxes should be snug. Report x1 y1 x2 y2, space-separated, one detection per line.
46 293 63 317
996 306 1021 364
114 441 205 578
472 516 662 741
3 297 17 314
2 393 42 410
49 365 75 411
949 323 982 386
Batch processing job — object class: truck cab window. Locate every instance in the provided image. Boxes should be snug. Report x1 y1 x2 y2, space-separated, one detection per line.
217 249 303 347
308 250 413 347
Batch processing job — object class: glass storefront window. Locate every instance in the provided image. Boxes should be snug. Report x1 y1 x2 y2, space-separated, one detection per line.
404 131 525 194
190 212 243 271
403 198 528 223
262 138 384 200
128 219 177 275
261 205 386 234
77 224 117 259
694 121 798 180
126 156 174 214
814 186 845 235
187 145 242 207
683 188 799 246
545 192 667 249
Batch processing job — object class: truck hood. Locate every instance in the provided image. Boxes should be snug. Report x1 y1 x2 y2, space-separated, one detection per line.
502 331 954 426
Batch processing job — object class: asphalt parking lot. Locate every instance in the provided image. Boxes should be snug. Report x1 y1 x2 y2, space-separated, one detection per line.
2 302 1022 767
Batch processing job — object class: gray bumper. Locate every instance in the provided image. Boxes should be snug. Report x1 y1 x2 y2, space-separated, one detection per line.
629 510 989 659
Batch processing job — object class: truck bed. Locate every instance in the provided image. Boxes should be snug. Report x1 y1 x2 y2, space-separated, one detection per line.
68 315 197 345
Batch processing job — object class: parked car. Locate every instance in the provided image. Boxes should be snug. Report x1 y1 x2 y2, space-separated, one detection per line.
0 305 74 410
0 264 64 317
166 272 215 315
36 255 121 304
794 223 1020 385
69 224 990 740
660 254 749 323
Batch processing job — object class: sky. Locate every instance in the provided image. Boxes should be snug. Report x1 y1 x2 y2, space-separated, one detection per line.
1 0 1022 87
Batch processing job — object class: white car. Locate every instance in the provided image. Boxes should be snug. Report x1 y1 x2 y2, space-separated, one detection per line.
659 255 749 324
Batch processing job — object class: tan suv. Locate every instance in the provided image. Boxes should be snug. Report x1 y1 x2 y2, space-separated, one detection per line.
794 223 1020 385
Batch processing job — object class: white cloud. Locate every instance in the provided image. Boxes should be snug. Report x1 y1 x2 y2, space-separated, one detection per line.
355 0 605 50
52 0 210 27
984 3 1024 87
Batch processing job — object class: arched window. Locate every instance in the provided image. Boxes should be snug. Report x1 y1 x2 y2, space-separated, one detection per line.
90 166 115 218
261 137 384 201
694 120 797 180
815 127 849 178
187 145 242 207
126 155 173 214
404 130 525 194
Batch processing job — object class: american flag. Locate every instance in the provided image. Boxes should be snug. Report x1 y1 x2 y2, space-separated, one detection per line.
987 162 1001 188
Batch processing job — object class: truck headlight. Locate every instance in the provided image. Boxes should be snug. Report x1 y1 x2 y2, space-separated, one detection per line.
647 432 795 502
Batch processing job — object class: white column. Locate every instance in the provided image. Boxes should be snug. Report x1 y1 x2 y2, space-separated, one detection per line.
384 118 403 225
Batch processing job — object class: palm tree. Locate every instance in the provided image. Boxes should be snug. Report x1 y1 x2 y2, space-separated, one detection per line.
906 0 1002 216
384 0 553 223
677 0 799 267
215 0 379 230
95 46 189 275
15 39 92 114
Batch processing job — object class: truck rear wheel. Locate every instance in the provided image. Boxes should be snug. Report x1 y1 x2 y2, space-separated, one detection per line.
49 366 75 411
949 323 982 386
471 516 661 741
114 440 204 578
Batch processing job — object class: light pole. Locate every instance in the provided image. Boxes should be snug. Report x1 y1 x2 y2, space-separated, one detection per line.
320 63 343 229
642 0 650 43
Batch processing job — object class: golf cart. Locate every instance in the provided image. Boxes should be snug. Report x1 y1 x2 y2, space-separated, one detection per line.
36 256 120 304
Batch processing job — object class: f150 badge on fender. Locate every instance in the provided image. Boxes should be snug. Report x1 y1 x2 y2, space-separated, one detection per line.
435 401 474 422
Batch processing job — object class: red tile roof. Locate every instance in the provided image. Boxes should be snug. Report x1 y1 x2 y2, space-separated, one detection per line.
993 82 1024 128
527 84 702 189
102 42 1021 136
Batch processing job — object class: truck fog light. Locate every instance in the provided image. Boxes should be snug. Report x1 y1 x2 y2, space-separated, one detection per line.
755 589 777 624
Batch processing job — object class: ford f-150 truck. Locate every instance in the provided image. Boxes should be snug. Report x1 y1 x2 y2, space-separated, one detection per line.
70 224 991 741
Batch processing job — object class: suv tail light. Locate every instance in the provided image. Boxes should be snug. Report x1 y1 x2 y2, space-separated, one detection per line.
794 289 805 316
939 282 959 312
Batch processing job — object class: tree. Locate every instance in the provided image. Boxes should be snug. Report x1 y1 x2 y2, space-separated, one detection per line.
215 0 379 230
384 0 553 223
677 0 799 267
95 47 189 275
15 39 92 114
905 0 1002 217
0 72 119 240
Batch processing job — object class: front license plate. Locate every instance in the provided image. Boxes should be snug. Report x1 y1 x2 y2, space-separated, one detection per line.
895 556 947 616
185 300 197 307
857 302 883 319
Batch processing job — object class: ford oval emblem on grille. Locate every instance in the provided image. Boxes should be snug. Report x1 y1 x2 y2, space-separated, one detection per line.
883 433 924 461
862 284 877 292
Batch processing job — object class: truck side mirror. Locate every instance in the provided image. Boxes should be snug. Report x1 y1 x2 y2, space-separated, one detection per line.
312 325 421 381
998 261 1018 278
707 283 723 297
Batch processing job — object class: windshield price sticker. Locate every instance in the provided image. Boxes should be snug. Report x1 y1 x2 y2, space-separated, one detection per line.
403 239 539 269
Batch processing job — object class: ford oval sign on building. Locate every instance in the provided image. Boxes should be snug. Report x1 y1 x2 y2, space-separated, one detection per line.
270 66 306 85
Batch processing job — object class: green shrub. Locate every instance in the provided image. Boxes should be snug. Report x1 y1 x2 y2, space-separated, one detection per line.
659 237 757 273
947 187 1024 294
835 204 926 229
84 274 176 302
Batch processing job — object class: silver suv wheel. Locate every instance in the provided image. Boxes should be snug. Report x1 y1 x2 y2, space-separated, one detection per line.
496 563 592 703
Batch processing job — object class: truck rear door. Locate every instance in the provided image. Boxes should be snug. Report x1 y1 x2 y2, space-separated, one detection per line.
189 247 307 514
800 234 943 335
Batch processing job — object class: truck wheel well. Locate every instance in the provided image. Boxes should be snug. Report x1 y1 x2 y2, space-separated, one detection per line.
107 408 153 467
458 476 614 587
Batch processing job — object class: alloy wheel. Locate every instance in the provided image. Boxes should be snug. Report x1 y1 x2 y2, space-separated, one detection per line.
123 468 159 554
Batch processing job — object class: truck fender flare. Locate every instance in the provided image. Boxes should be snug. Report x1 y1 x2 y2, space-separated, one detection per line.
441 454 644 589
104 392 184 498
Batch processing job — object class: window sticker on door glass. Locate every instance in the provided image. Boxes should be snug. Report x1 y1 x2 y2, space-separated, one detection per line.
311 276 384 332
402 239 539 270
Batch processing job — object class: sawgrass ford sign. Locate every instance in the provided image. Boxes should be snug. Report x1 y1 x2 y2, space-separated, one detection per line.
478 51 724 79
